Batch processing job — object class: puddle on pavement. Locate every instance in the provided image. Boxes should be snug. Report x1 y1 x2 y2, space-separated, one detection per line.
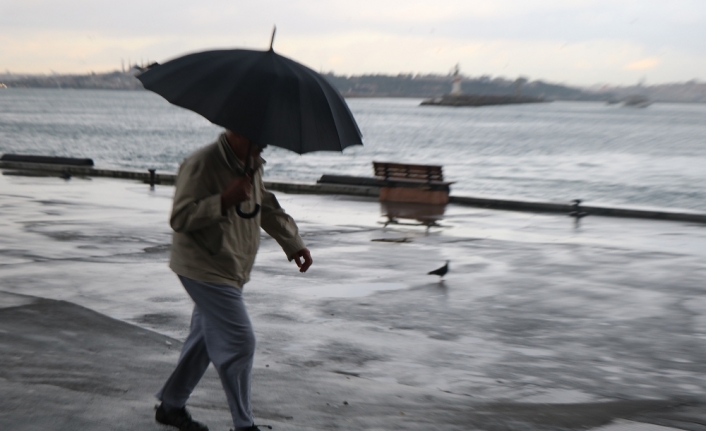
0 255 34 265
294 282 408 298
517 388 605 404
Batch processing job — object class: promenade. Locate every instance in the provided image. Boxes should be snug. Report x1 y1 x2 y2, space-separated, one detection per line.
1 172 706 430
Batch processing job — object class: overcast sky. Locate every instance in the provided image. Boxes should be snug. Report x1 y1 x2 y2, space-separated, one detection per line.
1 0 705 85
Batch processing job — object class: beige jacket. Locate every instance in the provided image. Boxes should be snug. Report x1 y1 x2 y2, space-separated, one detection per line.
169 133 306 287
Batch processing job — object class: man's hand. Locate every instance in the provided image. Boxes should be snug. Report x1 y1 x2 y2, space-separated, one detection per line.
221 176 252 214
292 248 312 273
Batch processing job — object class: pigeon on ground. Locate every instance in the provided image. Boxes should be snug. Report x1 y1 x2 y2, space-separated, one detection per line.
428 261 449 279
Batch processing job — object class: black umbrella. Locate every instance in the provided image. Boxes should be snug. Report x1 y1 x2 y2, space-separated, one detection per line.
136 30 363 217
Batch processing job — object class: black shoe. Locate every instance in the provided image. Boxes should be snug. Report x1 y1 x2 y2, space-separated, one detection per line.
232 425 272 431
155 403 209 431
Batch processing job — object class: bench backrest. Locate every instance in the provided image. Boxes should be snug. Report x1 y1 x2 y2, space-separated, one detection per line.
373 162 444 182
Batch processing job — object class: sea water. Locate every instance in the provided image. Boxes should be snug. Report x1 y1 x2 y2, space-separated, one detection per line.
1 88 705 212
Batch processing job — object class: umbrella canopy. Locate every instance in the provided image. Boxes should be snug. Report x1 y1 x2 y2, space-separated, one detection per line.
136 48 363 154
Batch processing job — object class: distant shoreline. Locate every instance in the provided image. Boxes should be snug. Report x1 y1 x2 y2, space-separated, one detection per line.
0 86 706 106
2 71 706 103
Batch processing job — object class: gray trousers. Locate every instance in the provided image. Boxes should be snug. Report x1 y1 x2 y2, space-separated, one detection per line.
156 275 256 428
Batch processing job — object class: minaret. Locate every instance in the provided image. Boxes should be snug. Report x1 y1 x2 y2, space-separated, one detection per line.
450 64 462 95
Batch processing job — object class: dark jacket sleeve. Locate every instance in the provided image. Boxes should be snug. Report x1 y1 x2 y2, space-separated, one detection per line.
259 176 306 259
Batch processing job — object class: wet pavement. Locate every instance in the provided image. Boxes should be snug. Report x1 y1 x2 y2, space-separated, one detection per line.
1 172 706 430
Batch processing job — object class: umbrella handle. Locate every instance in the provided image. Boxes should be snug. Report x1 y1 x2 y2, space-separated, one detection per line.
234 141 261 219
236 203 261 219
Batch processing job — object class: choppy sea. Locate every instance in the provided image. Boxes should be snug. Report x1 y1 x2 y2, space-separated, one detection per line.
1 88 705 212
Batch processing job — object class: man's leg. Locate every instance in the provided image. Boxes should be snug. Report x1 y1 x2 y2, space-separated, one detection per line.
156 305 211 408
179 276 256 429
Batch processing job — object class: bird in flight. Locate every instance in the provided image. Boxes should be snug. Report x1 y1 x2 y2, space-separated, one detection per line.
428 261 449 280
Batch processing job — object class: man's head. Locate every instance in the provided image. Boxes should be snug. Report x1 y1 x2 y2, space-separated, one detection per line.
224 130 266 162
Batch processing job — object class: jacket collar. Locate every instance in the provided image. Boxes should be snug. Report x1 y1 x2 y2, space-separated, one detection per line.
218 133 265 175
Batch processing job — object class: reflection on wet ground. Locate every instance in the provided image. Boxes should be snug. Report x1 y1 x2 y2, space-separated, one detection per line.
293 282 408 298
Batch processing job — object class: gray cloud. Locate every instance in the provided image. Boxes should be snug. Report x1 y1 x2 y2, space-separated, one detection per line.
1 0 704 84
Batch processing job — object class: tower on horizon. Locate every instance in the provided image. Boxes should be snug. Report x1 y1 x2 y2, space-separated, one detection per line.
450 64 462 95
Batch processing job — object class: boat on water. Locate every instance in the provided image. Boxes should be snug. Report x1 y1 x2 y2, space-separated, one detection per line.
421 93 546 107
420 64 546 107
621 95 652 108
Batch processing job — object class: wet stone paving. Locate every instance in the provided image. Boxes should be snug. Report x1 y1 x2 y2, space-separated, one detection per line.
1 172 706 430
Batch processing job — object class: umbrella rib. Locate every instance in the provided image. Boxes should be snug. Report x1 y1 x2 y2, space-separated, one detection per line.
213 51 272 134
278 58 315 152
269 55 303 153
289 58 363 149
319 75 363 143
315 73 362 150
281 58 345 152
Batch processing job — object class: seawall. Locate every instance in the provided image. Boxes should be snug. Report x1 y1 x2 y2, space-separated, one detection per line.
1 160 705 225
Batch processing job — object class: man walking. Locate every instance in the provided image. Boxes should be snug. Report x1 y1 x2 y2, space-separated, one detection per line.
154 130 312 431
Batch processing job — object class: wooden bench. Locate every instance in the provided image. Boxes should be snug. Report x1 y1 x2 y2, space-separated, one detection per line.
373 161 452 205
374 162 444 182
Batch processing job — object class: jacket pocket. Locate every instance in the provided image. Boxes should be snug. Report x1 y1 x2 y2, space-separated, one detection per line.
190 223 224 255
